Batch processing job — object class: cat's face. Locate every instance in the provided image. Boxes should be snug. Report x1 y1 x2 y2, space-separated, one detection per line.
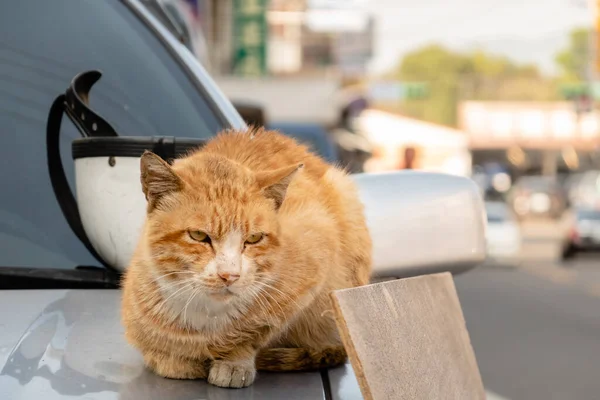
140 151 301 305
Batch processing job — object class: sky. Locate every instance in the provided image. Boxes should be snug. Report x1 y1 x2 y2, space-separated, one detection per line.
367 0 593 75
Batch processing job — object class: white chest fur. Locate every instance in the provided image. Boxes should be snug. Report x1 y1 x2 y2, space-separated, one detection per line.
157 284 247 332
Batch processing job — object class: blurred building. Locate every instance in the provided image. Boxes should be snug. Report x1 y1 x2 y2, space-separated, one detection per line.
458 101 600 177
359 109 472 177
142 0 372 125
193 0 374 78
146 0 374 109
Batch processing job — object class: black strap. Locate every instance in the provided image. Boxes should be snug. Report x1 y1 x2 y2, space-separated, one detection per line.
46 95 112 270
65 70 119 138
154 136 177 162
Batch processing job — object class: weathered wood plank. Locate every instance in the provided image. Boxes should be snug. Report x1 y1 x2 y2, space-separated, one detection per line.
330 272 485 400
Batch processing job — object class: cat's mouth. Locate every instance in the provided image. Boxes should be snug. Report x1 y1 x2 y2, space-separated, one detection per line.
207 287 236 301
203 281 250 301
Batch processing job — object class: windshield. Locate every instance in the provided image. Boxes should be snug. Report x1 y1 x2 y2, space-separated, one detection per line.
0 0 226 269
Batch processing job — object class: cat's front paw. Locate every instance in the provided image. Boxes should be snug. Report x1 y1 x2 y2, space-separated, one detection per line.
208 359 256 388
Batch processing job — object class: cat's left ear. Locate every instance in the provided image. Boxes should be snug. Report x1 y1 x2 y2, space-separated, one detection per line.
140 151 183 210
255 163 303 210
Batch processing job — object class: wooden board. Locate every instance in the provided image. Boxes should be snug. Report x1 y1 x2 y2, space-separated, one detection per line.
330 272 485 400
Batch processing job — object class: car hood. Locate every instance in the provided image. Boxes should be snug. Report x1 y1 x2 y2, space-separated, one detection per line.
0 289 362 400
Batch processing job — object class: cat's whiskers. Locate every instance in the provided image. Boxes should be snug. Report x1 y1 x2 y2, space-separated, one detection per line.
253 279 303 312
154 279 194 300
154 270 196 282
157 282 196 313
181 287 201 332
265 274 318 307
151 284 250 332
134 276 188 308
252 292 279 326
252 283 287 323
248 286 279 326
244 287 266 318
152 271 194 290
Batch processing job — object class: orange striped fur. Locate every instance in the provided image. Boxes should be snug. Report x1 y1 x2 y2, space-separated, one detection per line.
121 128 372 388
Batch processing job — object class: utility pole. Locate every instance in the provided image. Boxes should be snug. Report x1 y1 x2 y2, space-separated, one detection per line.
594 0 600 79
592 0 600 167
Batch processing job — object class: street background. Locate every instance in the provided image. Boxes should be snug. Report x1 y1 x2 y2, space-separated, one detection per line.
457 218 600 400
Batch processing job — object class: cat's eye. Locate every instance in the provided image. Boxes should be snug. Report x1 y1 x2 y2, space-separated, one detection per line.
188 230 210 243
246 233 264 245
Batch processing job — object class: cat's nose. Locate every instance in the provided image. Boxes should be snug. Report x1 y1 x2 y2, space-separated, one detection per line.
217 272 240 285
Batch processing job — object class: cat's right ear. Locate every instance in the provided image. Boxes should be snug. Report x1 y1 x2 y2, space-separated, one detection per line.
140 151 183 210
255 163 303 210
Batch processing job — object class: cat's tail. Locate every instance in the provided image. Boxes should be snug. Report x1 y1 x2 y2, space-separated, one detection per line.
255 347 347 372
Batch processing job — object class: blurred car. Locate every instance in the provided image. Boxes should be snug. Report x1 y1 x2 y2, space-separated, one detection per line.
561 207 600 260
565 170 600 209
508 175 567 220
485 201 522 262
561 172 585 206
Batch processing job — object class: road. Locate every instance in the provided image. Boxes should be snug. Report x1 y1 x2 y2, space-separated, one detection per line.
455 220 600 400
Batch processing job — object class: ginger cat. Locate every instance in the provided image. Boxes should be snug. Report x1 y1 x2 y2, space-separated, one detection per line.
121 128 372 388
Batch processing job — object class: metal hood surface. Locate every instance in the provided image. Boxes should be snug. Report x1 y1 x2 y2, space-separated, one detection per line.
0 289 361 399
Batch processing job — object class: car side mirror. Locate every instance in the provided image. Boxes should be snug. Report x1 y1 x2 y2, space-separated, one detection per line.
353 171 487 279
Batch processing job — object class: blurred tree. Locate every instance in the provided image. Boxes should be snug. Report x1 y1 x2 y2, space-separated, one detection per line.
554 27 595 114
385 45 556 127
555 28 590 83
395 45 468 126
